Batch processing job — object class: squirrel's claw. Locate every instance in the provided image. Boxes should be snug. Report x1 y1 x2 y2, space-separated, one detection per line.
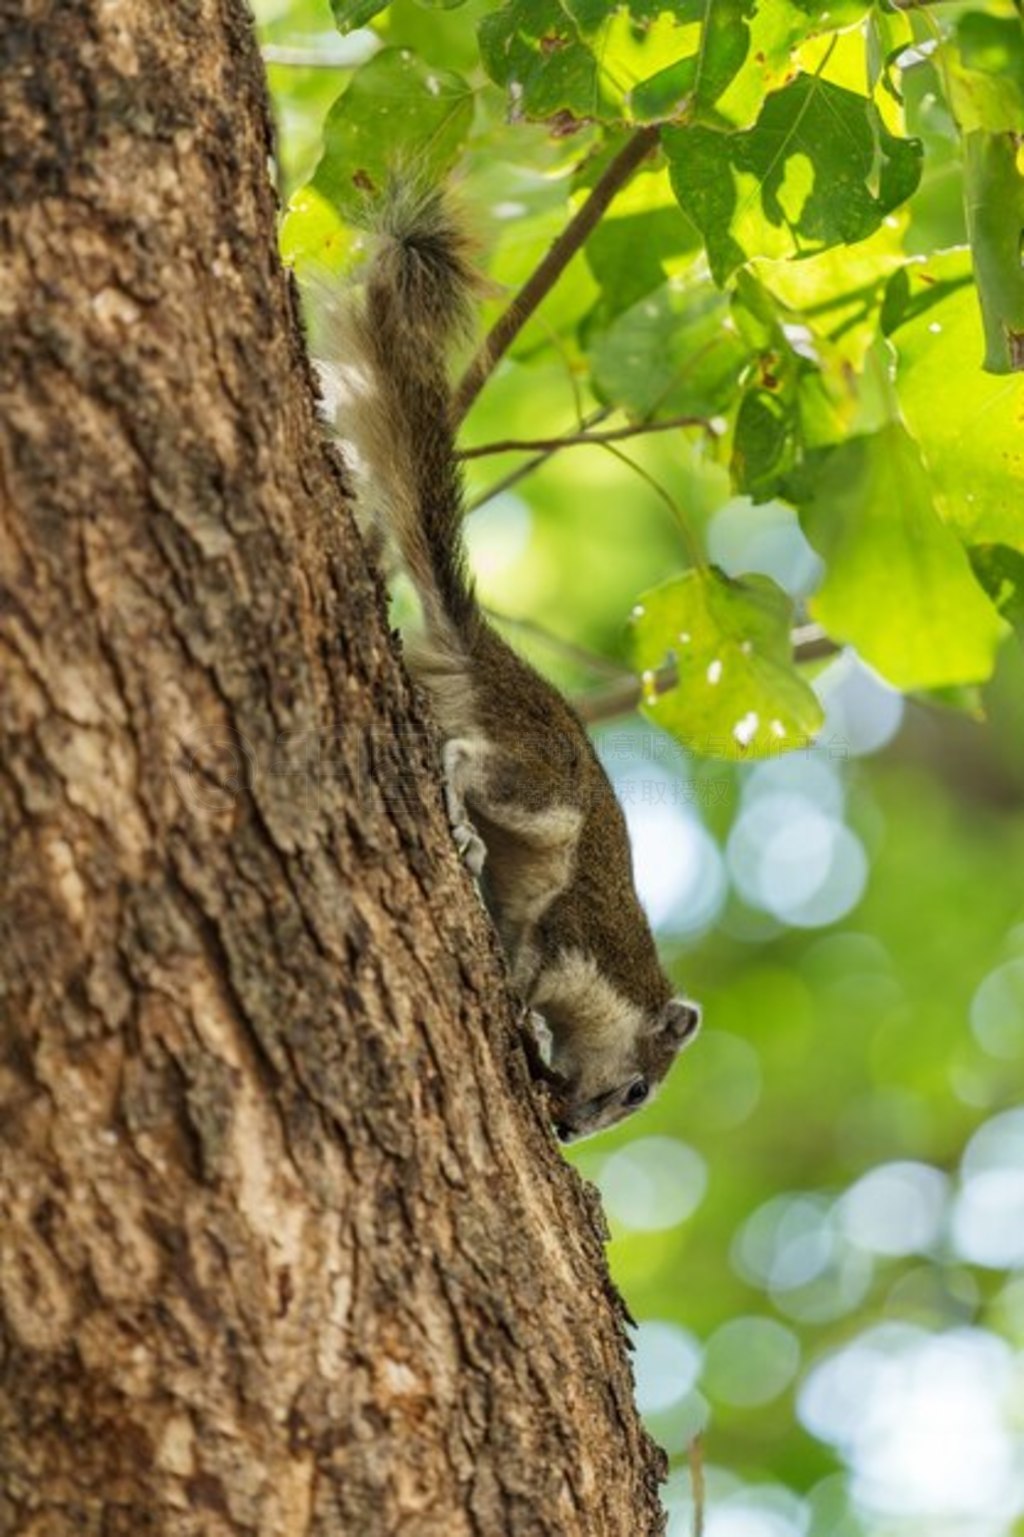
452 818 486 877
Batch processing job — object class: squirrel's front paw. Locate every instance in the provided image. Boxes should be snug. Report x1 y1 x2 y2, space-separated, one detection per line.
520 1008 564 1088
442 738 487 877
451 818 487 877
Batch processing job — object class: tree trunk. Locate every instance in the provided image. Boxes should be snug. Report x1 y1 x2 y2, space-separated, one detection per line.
0 4 666 1533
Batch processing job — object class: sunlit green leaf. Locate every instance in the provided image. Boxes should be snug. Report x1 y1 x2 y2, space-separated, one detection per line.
936 15 1024 373
629 1 755 126
589 277 750 419
969 544 1024 648
630 567 824 759
330 0 388 32
312 48 474 217
478 0 873 130
889 252 1024 548
944 12 1024 135
478 0 610 124
279 184 357 272
798 423 1004 689
962 131 1024 374
664 74 923 284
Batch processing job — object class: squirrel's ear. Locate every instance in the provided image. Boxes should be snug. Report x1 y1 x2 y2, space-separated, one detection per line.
663 998 701 1049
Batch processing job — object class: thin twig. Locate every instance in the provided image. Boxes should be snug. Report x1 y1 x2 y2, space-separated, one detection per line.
574 625 840 724
791 622 841 661
576 661 678 725
459 413 713 461
599 439 704 569
484 608 630 679
689 1434 706 1537
452 125 661 424
463 408 612 514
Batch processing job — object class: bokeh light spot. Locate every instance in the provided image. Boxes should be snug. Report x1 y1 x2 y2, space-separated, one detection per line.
799 1326 1020 1521
599 1137 708 1233
633 1320 702 1414
839 1161 948 1257
708 497 823 599
703 1317 801 1408
970 957 1024 1060
814 653 904 757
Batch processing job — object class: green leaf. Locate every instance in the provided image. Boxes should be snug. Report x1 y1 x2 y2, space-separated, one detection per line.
797 423 1004 690
477 0 872 131
664 74 923 284
476 0 765 129
728 273 857 501
330 0 388 32
585 200 701 317
733 389 794 500
889 252 1024 548
969 544 1024 648
311 48 474 217
937 15 1024 372
630 567 824 760
477 0 609 125
962 130 1024 373
589 277 750 419
279 184 357 272
633 0 871 130
944 12 1024 135
629 1 755 126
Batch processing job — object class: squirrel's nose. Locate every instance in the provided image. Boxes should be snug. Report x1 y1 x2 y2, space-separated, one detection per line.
555 1121 573 1143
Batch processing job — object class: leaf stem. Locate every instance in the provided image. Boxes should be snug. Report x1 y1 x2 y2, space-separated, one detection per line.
598 439 705 570
452 125 661 424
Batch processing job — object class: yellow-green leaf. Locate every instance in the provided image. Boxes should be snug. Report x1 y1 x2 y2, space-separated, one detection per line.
630 568 824 760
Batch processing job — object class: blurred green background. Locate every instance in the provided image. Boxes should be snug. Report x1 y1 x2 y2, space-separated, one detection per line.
253 2 1024 1533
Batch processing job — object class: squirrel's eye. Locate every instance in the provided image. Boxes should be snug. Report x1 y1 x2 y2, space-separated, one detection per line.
626 1078 649 1107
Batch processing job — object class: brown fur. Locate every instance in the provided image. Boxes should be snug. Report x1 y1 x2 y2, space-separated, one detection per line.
323 184 700 1140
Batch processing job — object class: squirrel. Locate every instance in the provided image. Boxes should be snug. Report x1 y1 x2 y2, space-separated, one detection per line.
321 184 701 1141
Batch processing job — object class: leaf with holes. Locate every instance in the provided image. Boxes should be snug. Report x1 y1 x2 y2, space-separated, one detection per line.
312 49 474 218
664 74 923 284
630 568 824 760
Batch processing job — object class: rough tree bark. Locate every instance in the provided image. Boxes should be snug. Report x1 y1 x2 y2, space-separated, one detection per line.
0 4 668 1533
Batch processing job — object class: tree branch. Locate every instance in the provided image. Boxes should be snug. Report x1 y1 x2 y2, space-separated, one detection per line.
452 125 661 424
459 413 714 461
574 625 840 724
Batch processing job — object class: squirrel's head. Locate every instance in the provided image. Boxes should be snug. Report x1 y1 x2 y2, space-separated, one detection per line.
545 995 701 1144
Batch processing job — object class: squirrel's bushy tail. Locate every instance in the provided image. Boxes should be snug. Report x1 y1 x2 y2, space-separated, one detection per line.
350 184 480 646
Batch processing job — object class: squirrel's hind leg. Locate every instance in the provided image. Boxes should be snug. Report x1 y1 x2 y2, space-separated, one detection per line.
441 738 488 877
